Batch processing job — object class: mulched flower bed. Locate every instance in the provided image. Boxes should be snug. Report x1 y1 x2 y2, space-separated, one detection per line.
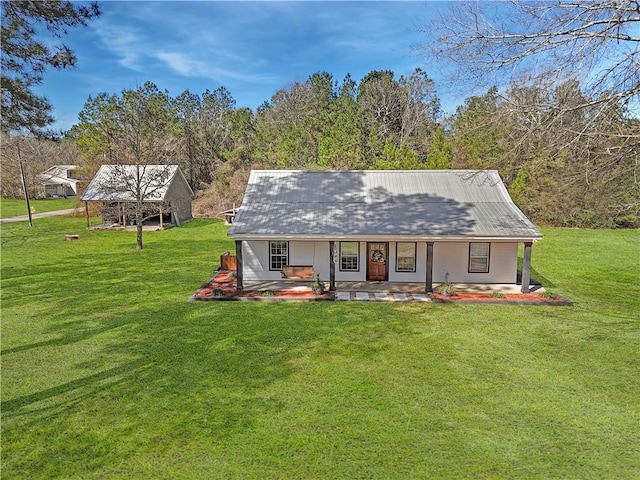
190 270 332 301
190 270 571 305
431 292 572 305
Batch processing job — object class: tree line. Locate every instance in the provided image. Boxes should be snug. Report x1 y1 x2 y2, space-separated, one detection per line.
2 1 637 229
2 68 638 228
69 68 640 228
65 69 449 213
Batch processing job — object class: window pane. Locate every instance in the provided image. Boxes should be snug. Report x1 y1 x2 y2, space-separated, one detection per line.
340 242 359 271
341 242 358 255
469 242 490 273
270 241 288 270
396 242 416 272
469 257 488 272
470 243 489 257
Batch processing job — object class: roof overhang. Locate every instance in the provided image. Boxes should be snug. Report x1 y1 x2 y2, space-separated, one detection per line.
231 233 542 243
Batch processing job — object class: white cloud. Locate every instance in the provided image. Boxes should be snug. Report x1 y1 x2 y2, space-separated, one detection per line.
92 21 147 71
154 50 279 85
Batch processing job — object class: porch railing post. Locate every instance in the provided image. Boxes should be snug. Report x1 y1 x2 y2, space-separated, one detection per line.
235 240 244 290
425 242 434 293
329 241 336 291
521 242 532 293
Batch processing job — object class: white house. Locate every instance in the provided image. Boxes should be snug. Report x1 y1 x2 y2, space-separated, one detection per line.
228 170 542 293
38 165 80 197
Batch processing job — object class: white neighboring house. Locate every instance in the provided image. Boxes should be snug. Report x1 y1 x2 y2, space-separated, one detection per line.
38 165 80 197
80 164 194 227
228 170 543 293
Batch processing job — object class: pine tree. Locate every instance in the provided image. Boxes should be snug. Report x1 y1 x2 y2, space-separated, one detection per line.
1 0 100 134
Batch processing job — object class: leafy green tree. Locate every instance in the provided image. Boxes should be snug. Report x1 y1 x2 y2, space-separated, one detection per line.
224 107 255 169
451 87 505 170
170 87 237 190
425 126 453 169
452 81 639 228
375 138 420 170
254 73 336 169
1 0 100 134
72 92 119 172
318 74 363 168
170 89 202 188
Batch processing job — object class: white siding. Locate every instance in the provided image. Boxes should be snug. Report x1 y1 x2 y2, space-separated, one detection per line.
243 240 329 281
433 242 518 283
242 240 519 284
388 242 427 282
335 241 367 282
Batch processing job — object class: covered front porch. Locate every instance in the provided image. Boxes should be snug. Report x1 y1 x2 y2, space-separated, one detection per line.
234 239 537 294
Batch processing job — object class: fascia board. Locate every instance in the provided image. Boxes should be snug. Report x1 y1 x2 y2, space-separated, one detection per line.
230 233 542 242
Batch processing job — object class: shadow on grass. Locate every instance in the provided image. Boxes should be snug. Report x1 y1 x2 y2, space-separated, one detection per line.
2 294 427 480
1 323 124 356
2 359 150 413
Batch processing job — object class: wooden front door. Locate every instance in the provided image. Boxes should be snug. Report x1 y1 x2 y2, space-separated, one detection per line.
367 242 388 281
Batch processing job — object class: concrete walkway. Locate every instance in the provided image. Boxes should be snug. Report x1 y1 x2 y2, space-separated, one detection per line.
0 208 83 224
335 291 431 302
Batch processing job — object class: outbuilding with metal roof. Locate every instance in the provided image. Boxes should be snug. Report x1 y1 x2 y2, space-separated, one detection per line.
80 164 193 228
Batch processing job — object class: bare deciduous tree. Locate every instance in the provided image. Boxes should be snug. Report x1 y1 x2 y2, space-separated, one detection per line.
420 1 639 226
420 1 639 114
75 82 177 249
0 133 81 198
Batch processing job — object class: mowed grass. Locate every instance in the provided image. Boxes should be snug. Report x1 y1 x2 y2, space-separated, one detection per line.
0 197 79 218
1 218 638 479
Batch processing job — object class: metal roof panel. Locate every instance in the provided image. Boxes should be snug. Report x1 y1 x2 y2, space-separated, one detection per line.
230 170 541 239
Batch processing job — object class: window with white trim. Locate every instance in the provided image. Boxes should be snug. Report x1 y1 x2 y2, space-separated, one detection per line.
269 241 288 270
396 242 416 272
469 242 490 273
340 242 359 271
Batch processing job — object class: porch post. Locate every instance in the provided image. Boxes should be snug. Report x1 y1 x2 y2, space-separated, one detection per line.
159 205 163 229
329 241 336 291
235 240 244 290
521 242 532 293
84 201 90 228
425 242 434 293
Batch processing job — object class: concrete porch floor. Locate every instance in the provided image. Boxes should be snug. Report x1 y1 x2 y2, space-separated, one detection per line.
242 280 542 294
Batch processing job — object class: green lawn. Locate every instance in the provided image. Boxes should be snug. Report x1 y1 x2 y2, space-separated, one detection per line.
1 197 80 218
1 218 638 479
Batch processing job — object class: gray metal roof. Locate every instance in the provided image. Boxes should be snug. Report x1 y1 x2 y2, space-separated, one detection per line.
229 170 542 240
80 165 193 202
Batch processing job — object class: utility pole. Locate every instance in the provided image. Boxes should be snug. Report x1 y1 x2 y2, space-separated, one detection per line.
17 141 33 227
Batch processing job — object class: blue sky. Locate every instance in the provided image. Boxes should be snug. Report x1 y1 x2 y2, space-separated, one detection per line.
36 1 462 131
